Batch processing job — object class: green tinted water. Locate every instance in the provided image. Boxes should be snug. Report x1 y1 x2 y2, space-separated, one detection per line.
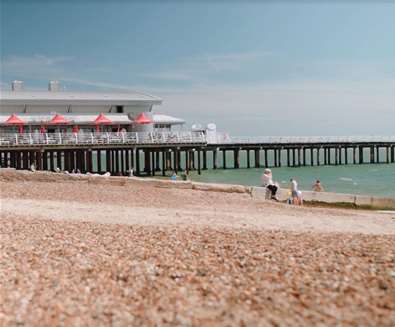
93 149 394 196
189 164 395 197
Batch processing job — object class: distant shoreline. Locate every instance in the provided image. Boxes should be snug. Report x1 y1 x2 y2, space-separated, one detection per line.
2 168 395 210
185 163 395 198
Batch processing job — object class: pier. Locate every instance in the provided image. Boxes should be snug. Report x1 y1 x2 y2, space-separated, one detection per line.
0 132 394 176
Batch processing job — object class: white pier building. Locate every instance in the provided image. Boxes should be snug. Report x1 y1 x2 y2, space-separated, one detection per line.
0 80 185 133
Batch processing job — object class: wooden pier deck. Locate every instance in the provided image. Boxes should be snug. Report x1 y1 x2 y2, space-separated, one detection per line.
0 133 394 176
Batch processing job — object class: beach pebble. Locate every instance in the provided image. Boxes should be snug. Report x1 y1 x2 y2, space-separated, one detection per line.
1 169 395 326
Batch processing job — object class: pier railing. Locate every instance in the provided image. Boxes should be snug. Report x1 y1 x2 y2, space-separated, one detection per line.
0 131 206 147
213 134 395 145
1 132 395 148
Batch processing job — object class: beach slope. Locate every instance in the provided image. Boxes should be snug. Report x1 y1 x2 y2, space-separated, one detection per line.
1 170 394 326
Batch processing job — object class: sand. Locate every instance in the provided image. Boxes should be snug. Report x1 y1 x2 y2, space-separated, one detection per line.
1 170 395 326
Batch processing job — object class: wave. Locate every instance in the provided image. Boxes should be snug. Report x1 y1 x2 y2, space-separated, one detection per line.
339 177 353 182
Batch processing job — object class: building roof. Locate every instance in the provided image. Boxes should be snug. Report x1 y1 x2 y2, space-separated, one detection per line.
0 90 162 106
0 113 185 125
152 114 185 125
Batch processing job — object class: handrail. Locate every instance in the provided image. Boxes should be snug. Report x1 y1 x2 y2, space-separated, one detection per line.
212 133 395 145
0 131 207 147
1 131 395 147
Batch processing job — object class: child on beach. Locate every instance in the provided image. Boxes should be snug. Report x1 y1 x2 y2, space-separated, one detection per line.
290 178 302 205
170 172 178 181
297 190 303 205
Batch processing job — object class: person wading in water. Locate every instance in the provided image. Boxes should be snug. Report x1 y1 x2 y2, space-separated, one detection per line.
312 179 324 192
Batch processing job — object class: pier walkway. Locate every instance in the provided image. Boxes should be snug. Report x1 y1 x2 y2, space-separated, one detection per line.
0 131 206 148
0 132 394 176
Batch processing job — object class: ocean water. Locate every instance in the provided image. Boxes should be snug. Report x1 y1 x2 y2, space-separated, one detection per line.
189 164 395 197
93 149 394 196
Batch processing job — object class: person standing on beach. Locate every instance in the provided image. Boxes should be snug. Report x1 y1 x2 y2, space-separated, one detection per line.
261 168 279 201
170 172 178 181
181 171 189 181
290 178 300 205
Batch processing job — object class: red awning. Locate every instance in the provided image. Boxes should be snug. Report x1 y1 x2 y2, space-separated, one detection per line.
134 112 152 124
94 113 112 125
49 114 69 125
5 114 25 125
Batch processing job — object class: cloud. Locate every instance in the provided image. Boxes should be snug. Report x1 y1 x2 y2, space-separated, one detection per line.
0 55 159 93
139 72 192 82
2 53 394 135
156 79 395 136
61 78 137 91
180 51 272 73
1 54 72 79
292 59 395 82
140 50 272 82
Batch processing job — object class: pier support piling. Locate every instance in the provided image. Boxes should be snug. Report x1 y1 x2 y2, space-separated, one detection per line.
254 150 259 168
359 147 364 165
135 149 140 175
203 150 207 170
213 150 217 169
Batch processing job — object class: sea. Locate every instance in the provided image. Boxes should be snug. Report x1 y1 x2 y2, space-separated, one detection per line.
96 149 395 197
189 163 395 197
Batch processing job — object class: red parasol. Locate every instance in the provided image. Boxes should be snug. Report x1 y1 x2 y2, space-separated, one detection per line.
6 114 24 124
94 113 112 124
5 114 25 133
49 114 69 125
134 112 152 124
94 113 112 132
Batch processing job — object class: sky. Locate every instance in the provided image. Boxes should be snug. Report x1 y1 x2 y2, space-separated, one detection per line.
1 0 395 136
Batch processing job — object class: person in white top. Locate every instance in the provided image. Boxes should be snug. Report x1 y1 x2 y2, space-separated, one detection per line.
261 169 279 201
290 178 301 205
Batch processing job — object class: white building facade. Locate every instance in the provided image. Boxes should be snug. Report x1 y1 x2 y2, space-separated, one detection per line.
0 81 185 133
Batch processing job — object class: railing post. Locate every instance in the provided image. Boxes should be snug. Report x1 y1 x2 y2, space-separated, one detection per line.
91 133 94 144
121 132 125 143
106 132 110 144
45 133 49 145
15 134 18 145
74 133 78 144
135 132 139 144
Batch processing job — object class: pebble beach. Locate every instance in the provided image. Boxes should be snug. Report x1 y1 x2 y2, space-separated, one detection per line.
1 170 395 326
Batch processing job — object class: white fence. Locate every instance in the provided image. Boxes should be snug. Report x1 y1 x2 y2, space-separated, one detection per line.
0 131 206 147
213 133 395 145
1 131 394 147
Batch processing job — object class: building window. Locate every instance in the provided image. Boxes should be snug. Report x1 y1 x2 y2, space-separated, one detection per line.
116 105 123 113
155 124 171 129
